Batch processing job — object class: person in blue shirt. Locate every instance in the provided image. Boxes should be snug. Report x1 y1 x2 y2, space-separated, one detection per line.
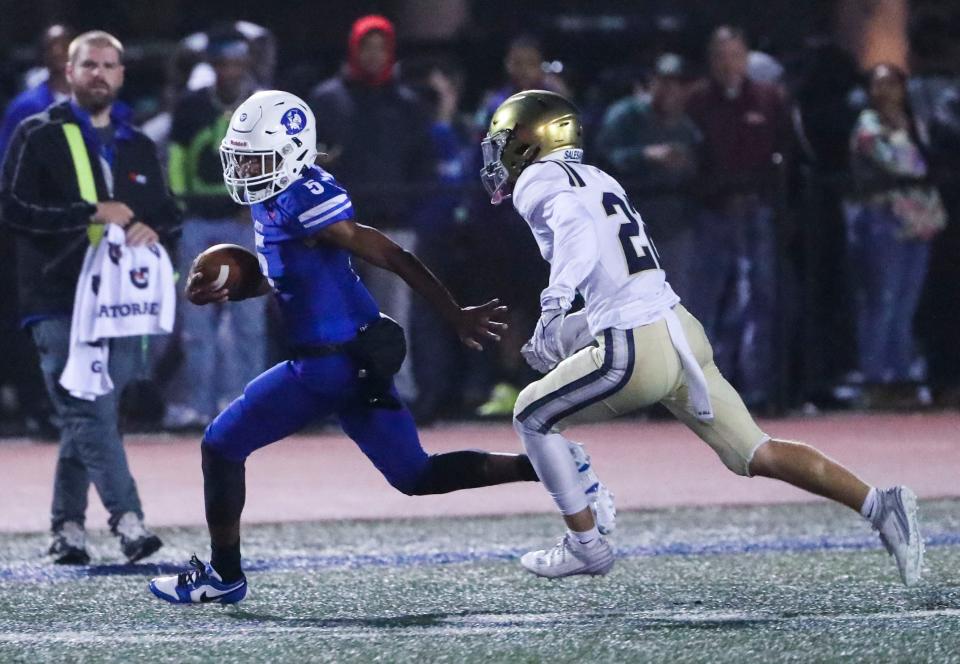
148 90 614 604
0 25 75 440
0 25 74 159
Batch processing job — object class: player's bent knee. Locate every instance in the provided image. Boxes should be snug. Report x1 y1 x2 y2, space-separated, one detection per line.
383 460 433 496
512 384 540 422
746 437 794 477
200 433 250 465
513 391 550 438
391 478 422 496
719 435 772 478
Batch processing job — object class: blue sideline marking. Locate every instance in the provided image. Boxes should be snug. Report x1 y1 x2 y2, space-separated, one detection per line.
2 531 958 585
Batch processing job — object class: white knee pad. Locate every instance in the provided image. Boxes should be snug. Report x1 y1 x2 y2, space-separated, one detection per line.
513 418 589 516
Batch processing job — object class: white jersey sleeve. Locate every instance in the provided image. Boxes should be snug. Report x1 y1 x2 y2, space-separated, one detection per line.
512 157 679 335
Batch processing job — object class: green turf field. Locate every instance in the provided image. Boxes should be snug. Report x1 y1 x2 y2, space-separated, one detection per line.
1 499 959 663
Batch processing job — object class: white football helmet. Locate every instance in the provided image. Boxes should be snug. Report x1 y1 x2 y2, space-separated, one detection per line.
220 90 318 205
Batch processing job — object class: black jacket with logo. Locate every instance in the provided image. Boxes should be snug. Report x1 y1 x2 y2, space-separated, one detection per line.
0 101 181 321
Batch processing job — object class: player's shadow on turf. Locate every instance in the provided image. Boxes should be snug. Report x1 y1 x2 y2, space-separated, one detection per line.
77 562 192 577
226 609 459 629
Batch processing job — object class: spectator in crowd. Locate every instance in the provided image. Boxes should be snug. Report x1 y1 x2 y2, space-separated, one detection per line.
140 32 209 164
164 29 264 429
0 31 180 563
467 35 568 417
475 35 571 131
234 21 277 89
401 57 474 422
143 22 277 166
907 6 960 406
792 42 864 395
594 53 701 300
309 14 436 403
848 63 947 408
0 24 77 437
0 25 75 157
686 26 791 409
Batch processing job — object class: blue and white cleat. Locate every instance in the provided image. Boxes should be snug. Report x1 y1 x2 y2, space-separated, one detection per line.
567 441 617 535
149 555 247 604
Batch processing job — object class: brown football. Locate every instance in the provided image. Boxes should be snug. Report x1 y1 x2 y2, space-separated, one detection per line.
192 244 262 301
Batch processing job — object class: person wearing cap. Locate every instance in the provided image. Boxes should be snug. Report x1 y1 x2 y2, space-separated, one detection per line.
308 15 437 404
164 28 266 429
595 53 701 301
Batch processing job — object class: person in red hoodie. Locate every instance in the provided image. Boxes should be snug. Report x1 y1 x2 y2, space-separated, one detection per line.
309 15 436 406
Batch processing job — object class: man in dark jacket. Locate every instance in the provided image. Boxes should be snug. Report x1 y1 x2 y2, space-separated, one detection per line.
309 15 436 403
0 31 180 565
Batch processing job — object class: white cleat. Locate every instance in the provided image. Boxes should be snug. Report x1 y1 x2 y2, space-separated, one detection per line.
873 486 924 587
567 441 616 535
520 533 615 579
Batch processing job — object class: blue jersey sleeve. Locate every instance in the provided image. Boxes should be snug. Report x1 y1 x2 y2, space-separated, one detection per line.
275 167 354 239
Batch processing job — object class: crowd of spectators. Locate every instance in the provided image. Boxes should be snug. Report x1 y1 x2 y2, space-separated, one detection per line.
1 11 958 437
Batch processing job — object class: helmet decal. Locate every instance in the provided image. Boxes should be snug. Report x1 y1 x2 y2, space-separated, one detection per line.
282 108 307 135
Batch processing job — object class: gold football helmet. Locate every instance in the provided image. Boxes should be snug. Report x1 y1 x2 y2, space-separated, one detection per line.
480 89 583 204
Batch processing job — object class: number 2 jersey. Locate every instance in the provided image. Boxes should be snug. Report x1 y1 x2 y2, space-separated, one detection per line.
250 165 379 347
511 153 679 335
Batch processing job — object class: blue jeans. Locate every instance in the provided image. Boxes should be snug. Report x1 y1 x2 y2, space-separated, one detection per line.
31 317 144 531
849 206 931 383
175 217 266 416
687 204 777 406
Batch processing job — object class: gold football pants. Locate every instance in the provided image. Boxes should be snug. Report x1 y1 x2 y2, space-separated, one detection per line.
514 305 769 476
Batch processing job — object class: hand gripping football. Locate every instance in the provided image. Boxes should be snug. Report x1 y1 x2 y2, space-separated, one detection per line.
191 244 262 301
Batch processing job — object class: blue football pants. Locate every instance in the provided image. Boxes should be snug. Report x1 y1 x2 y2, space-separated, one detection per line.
203 354 428 494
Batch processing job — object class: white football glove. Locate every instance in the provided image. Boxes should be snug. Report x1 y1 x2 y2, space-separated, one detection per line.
521 308 595 374
521 308 565 374
556 309 595 357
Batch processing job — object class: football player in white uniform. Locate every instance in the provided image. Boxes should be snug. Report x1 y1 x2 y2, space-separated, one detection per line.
481 90 923 585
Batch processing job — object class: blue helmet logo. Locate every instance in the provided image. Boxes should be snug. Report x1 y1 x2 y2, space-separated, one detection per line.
281 108 307 135
239 112 248 121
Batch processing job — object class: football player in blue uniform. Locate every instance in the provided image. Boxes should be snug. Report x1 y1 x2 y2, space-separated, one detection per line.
148 91 614 604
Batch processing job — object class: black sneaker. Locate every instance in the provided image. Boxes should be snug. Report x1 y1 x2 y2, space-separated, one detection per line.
49 521 91 565
112 512 163 563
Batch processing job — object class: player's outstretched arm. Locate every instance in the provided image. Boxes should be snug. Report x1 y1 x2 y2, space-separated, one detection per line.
313 220 507 350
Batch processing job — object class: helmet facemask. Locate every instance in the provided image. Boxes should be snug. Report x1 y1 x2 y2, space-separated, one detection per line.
480 129 512 205
481 129 540 205
220 140 301 205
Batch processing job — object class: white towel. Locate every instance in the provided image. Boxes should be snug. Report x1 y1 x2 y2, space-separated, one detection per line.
88 227 176 340
60 224 176 400
662 307 714 421
60 243 113 400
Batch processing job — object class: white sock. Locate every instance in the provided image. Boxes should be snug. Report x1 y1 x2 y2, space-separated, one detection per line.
860 487 880 525
569 526 600 548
